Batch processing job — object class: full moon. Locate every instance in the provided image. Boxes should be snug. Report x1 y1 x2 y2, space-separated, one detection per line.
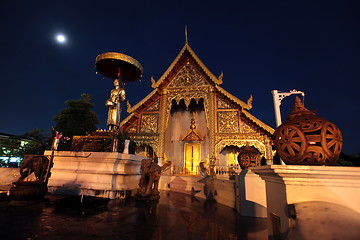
56 34 66 44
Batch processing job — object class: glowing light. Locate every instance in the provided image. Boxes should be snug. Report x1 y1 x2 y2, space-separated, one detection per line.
55 34 66 44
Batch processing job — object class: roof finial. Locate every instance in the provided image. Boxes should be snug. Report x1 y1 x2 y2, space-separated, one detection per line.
185 25 188 44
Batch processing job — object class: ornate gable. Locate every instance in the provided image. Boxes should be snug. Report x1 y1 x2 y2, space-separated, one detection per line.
121 41 275 138
168 61 211 88
151 43 222 89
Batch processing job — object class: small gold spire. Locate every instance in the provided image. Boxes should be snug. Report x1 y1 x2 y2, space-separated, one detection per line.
190 112 196 130
185 25 188 44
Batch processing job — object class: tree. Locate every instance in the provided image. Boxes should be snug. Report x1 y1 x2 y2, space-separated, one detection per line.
20 129 52 155
53 93 99 137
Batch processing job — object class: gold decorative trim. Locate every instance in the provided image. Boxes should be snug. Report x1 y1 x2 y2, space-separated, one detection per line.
163 88 212 131
217 111 240 133
131 135 160 156
242 111 275 134
146 99 160 111
140 114 159 133
181 113 204 142
242 121 256 134
215 139 266 157
126 89 158 113
168 61 210 88
217 97 233 109
215 85 250 110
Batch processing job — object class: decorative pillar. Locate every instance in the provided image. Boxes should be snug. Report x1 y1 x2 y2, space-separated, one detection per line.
158 90 169 166
208 89 217 160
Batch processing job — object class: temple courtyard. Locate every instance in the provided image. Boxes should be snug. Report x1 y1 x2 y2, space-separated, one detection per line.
1 189 360 240
0 191 267 240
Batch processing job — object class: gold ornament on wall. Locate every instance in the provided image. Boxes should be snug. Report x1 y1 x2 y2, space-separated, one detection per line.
217 97 233 109
168 61 209 88
146 99 160 111
217 111 240 133
140 114 159 133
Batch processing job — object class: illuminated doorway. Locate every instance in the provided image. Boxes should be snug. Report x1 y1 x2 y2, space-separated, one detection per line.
184 142 201 174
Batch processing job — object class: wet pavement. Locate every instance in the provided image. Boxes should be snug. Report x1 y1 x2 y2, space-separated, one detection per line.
0 191 268 240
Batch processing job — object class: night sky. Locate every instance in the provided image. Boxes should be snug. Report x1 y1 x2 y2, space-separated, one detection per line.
1 0 359 155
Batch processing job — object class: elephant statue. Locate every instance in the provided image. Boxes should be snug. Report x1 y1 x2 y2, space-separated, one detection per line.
18 155 51 183
138 158 172 196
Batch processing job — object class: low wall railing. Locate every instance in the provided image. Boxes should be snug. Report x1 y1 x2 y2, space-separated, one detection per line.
163 165 241 179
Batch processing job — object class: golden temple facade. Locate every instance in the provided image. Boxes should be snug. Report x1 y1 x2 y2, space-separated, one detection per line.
121 42 274 174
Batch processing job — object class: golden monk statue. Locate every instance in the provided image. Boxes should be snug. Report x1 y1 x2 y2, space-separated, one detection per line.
106 79 126 130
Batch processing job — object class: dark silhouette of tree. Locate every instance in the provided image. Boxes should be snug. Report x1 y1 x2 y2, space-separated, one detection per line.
20 129 52 155
337 152 360 167
53 93 99 138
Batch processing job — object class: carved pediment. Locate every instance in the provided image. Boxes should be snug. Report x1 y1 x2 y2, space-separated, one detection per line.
168 62 210 88
181 129 204 142
181 113 204 142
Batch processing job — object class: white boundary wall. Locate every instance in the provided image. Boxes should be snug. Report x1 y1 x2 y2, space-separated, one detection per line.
251 165 360 237
45 151 143 199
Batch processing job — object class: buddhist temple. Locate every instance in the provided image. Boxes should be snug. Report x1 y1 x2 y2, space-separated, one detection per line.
121 41 274 174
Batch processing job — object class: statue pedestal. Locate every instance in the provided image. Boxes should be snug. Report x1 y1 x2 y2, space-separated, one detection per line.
45 151 143 199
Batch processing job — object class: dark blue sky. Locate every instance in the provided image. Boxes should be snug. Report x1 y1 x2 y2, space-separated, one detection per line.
1 0 359 155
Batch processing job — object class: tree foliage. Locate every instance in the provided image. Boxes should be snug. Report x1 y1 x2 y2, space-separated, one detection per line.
20 129 52 155
53 93 99 137
336 152 360 166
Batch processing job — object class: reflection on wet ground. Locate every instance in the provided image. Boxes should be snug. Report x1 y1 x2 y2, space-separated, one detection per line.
0 191 267 240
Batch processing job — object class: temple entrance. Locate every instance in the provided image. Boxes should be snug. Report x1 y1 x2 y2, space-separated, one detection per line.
184 142 201 174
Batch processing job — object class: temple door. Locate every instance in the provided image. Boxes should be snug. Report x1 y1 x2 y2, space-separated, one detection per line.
184 142 201 174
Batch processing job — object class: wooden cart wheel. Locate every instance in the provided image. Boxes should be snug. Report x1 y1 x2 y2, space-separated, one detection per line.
240 158 250 169
321 122 342 158
274 125 307 160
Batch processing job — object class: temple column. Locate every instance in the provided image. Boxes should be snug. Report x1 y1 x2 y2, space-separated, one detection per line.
208 89 217 159
158 90 169 165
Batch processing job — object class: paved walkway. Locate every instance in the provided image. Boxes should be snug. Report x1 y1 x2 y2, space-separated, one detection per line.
0 191 268 240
